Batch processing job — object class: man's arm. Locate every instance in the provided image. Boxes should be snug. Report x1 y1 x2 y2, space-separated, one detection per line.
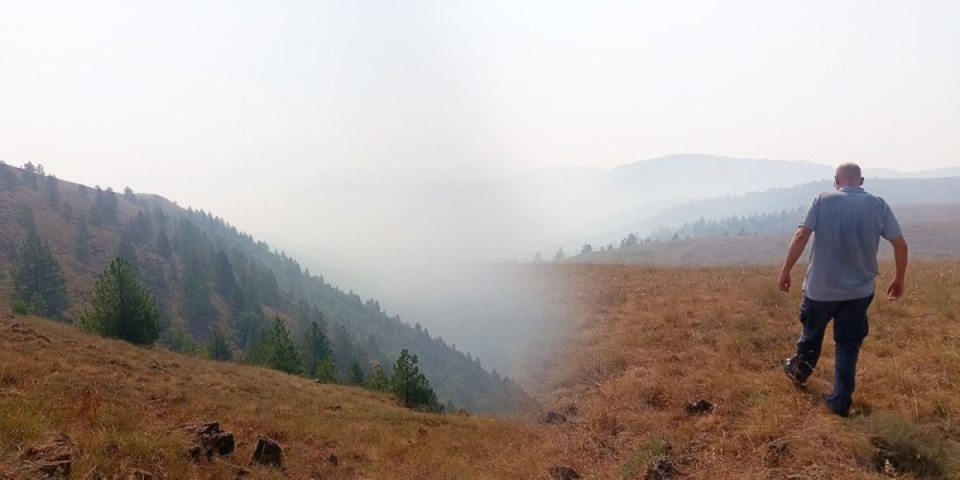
778 226 812 292
886 235 908 301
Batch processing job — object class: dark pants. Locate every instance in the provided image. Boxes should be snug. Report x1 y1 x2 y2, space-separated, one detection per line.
788 295 873 416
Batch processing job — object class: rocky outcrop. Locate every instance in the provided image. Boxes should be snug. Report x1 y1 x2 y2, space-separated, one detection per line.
250 435 283 468
549 465 581 480
13 434 78 478
180 420 235 461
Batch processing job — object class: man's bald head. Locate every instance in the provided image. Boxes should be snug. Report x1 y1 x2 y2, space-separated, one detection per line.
835 163 864 188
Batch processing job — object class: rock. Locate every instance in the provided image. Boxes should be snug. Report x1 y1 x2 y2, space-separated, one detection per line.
871 437 942 477
684 400 713 415
645 458 675 480
21 434 77 476
181 420 235 461
35 460 71 477
539 411 568 425
456 408 470 417
250 435 283 468
548 465 581 480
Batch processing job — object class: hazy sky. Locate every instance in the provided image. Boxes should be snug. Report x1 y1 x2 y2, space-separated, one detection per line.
3 0 959 263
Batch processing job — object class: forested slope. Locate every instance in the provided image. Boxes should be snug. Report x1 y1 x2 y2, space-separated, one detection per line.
0 162 531 414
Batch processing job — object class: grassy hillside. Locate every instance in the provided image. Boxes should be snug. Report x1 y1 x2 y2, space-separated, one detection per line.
525 260 960 478
4 260 958 478
0 163 530 414
0 315 553 479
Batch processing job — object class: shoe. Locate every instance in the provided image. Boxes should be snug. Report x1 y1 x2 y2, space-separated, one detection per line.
782 358 806 389
823 394 850 417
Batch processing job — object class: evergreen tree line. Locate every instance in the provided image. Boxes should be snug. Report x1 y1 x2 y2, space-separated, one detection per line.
562 206 808 258
643 207 806 242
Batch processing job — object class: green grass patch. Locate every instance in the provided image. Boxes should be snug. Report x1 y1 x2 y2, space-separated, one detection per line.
620 437 670 479
852 411 958 478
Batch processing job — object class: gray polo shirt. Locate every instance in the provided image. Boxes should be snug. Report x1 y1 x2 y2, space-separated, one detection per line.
801 186 902 301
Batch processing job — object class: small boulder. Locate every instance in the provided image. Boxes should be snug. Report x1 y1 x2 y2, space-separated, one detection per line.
684 400 713 415
539 411 568 425
250 435 284 468
645 458 675 480
181 420 235 461
549 465 581 480
21 434 77 477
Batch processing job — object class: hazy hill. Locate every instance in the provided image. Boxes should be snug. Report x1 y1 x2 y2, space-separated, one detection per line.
568 176 960 254
567 203 960 266
0 162 530 414
473 154 956 259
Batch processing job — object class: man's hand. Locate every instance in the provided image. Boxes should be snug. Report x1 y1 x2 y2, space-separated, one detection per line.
778 227 811 294
888 236 908 301
886 278 905 301
778 270 792 292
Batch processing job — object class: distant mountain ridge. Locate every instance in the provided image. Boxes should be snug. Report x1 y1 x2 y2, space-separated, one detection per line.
529 155 960 257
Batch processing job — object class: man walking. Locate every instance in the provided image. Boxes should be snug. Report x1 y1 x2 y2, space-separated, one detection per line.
777 162 908 417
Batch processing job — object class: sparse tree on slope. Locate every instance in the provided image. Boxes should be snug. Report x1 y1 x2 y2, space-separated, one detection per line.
267 317 302 375
367 364 391 392
347 358 366 385
78 257 160 345
391 349 440 411
302 320 331 378
21 162 38 189
206 326 233 361
13 230 69 318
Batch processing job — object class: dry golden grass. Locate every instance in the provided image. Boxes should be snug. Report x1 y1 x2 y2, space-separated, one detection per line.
3 260 959 479
0 316 562 479
526 260 960 479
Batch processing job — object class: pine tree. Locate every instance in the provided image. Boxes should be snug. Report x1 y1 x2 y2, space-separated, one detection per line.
235 309 263 350
316 358 337 383
159 326 199 354
206 326 233 361
21 162 38 189
12 230 69 318
78 257 160 345
391 349 440 410
302 320 331 378
347 358 366 385
367 364 391 392
267 317 302 375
